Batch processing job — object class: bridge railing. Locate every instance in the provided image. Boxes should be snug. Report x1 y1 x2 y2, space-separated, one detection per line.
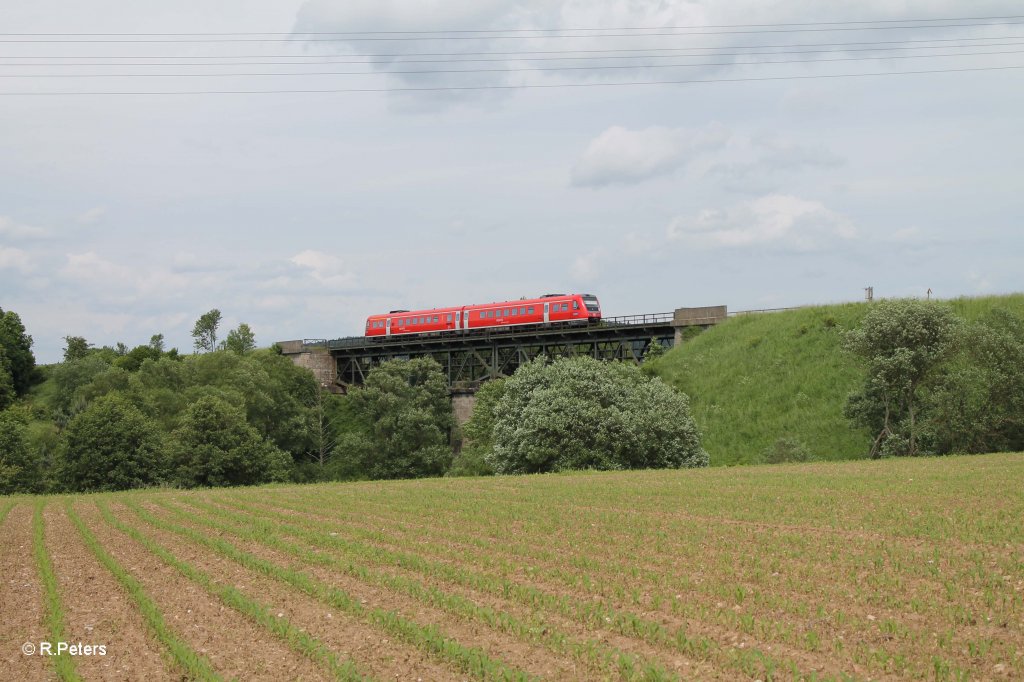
728 306 801 316
601 312 675 326
326 336 368 350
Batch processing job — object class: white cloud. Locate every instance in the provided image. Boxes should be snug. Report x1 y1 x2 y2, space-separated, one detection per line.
289 249 356 287
0 246 35 273
0 216 48 239
667 194 856 251
61 251 132 283
570 249 603 281
76 206 106 225
571 124 729 187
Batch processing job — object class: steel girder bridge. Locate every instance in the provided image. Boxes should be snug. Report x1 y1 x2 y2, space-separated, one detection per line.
321 313 678 388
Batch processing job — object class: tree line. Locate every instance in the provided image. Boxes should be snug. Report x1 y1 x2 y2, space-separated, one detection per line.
1 307 708 494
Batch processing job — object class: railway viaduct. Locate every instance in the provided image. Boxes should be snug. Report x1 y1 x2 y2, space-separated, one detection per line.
278 304 727 421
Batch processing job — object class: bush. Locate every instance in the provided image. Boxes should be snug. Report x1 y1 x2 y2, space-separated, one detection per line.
760 437 815 464
487 357 707 474
167 395 291 488
59 393 167 492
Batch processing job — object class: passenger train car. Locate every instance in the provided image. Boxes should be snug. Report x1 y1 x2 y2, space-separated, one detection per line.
365 293 601 338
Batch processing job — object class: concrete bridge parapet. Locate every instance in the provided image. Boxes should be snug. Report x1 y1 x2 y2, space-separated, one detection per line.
672 305 727 345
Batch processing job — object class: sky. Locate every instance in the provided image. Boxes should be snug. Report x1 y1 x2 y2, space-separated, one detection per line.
1 1 1022 363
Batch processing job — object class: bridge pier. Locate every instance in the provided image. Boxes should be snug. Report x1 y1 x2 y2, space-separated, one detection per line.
277 340 338 390
451 388 477 427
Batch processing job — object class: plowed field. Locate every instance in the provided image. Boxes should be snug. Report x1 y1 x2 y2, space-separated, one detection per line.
2 453 1022 681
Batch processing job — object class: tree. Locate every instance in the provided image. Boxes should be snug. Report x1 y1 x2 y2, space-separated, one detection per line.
166 395 291 488
0 307 37 394
306 385 339 470
0 346 15 411
149 333 165 353
62 335 91 362
643 337 667 362
338 358 453 480
487 356 708 474
224 323 256 354
47 355 113 426
843 298 959 457
0 409 44 494
191 309 222 353
922 308 1024 454
59 393 167 492
113 344 162 372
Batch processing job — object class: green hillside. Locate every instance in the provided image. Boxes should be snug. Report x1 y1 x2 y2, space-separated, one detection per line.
647 294 1024 466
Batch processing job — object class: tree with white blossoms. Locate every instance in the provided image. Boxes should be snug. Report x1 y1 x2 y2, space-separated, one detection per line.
486 356 708 474
843 298 959 457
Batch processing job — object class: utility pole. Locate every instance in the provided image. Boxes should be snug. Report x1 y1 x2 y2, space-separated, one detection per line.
865 286 874 303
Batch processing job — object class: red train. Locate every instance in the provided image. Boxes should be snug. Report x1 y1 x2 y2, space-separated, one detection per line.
365 293 601 338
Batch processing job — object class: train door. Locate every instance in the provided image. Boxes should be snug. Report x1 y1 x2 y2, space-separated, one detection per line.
543 302 549 323
385 318 391 337
455 311 460 331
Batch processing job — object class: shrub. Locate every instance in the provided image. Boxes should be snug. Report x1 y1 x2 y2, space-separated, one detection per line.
487 357 707 474
59 393 167 492
167 395 291 488
760 437 815 464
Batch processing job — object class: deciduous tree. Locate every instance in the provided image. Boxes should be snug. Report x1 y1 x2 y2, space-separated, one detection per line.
338 358 453 480
224 323 256 354
59 393 166 491
843 298 958 457
167 395 290 487
0 307 37 394
191 309 222 353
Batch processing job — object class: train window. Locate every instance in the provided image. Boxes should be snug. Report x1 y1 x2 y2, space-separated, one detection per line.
562 303 569 311
446 314 452 322
433 316 439 323
528 306 534 314
574 300 579 310
511 309 517 316
497 310 502 318
504 309 510 316
479 312 484 319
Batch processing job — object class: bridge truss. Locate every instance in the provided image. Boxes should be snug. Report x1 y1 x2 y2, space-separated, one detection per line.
325 313 677 388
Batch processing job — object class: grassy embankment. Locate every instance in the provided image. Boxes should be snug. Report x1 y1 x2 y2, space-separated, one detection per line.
646 293 1024 466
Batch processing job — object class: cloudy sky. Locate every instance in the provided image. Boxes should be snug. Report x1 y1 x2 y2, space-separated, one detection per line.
1 1 1022 362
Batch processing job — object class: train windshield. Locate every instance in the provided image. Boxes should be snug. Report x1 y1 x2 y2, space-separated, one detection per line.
582 294 600 312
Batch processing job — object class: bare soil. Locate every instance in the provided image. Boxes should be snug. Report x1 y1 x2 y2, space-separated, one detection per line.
43 502 171 680
0 504 54 681
103 500 459 681
146 498 602 681
73 501 333 681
